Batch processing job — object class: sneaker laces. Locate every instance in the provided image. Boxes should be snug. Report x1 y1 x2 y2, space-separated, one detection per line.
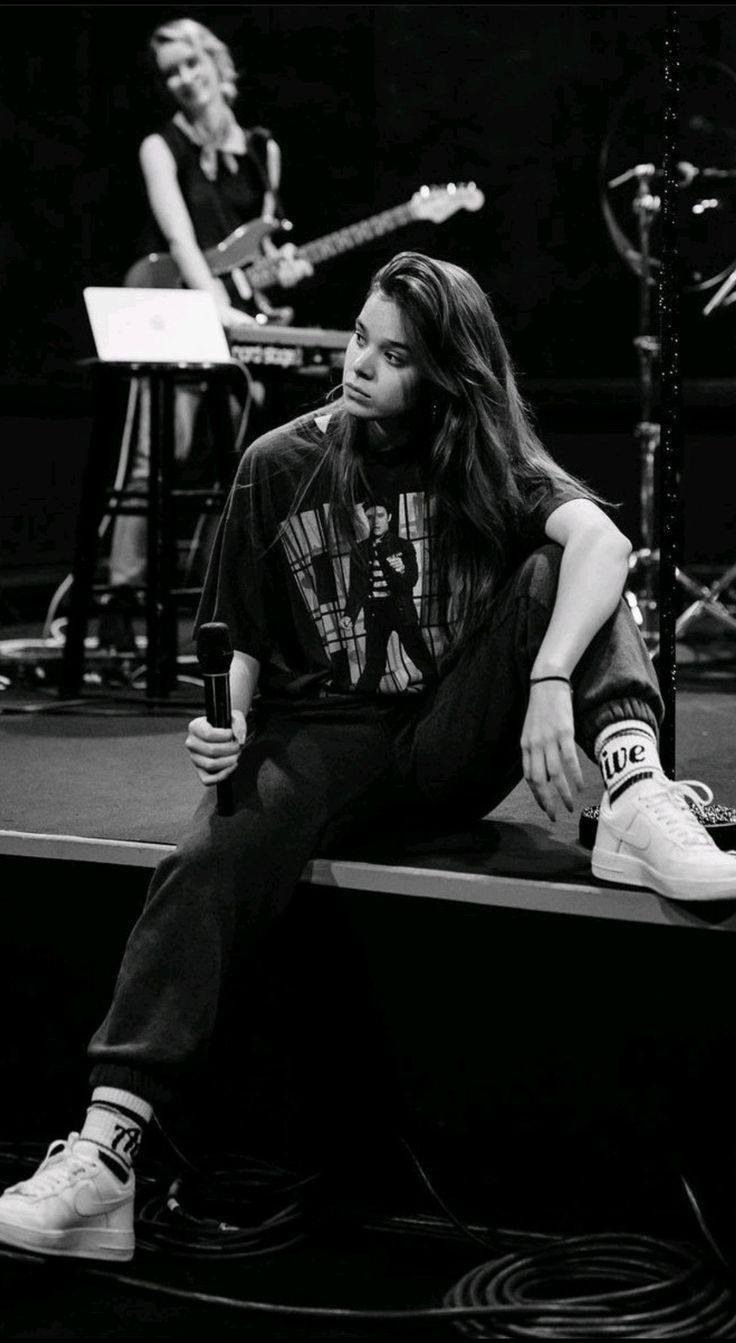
643 779 716 847
8 1134 101 1198
675 779 715 815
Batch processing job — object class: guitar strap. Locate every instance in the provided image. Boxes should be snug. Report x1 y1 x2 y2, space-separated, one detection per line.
226 125 290 316
246 124 285 221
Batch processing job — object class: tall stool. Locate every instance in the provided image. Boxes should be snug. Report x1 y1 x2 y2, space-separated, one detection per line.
60 359 241 702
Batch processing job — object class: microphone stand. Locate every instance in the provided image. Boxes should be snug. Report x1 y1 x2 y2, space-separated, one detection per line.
608 164 663 648
610 161 736 652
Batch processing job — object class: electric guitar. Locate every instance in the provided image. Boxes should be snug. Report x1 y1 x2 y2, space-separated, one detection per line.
124 182 485 322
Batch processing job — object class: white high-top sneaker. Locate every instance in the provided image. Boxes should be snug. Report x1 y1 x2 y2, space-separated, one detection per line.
0 1133 134 1260
592 778 736 902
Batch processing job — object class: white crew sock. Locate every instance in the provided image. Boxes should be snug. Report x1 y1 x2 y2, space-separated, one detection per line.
594 720 665 806
80 1086 153 1170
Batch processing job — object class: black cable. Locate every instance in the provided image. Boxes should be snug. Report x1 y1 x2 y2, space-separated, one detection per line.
394 1134 532 1258
0 1137 315 1262
135 1179 307 1260
443 1235 736 1338
1 1131 736 1333
395 1132 736 1337
679 1173 732 1274
229 360 255 456
0 1246 574 1326
129 1117 321 1259
402 1136 567 1250
2 1237 733 1334
0 698 199 716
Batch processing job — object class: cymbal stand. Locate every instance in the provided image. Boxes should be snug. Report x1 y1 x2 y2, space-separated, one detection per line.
610 165 736 651
670 260 736 639
609 164 662 645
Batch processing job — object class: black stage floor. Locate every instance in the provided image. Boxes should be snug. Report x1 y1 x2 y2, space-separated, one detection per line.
1 657 736 927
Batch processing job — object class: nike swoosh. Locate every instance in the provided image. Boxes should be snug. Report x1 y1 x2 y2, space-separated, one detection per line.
74 1181 129 1217
616 813 653 852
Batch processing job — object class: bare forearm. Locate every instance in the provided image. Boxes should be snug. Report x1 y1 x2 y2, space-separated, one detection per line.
169 239 221 296
531 531 631 678
140 137 224 304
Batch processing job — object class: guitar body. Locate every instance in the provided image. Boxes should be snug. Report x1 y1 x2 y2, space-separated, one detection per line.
124 253 186 289
124 217 277 288
122 184 485 326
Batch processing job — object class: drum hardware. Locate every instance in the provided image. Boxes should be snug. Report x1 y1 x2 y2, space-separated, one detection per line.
703 256 736 315
601 60 736 654
606 162 669 649
608 161 736 652
580 27 736 852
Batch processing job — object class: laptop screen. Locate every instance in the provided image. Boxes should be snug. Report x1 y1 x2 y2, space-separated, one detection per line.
83 288 233 364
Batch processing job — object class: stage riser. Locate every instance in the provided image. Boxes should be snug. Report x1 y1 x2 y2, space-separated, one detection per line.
0 853 734 1228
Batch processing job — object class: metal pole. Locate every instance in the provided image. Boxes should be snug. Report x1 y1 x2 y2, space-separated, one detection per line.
657 6 682 778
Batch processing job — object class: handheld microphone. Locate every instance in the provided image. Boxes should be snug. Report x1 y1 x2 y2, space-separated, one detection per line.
196 621 235 817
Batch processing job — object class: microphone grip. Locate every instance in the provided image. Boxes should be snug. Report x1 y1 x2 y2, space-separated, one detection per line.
203 671 234 817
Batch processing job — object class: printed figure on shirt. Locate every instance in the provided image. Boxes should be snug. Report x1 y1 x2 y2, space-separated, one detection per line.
339 497 435 692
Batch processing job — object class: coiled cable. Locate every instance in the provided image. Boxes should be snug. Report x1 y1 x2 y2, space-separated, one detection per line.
443 1233 736 1338
130 1115 319 1258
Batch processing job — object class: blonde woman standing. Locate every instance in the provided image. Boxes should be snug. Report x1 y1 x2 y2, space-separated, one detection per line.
105 17 311 620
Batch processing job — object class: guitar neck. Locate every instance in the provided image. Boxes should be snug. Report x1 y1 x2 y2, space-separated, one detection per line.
245 202 415 289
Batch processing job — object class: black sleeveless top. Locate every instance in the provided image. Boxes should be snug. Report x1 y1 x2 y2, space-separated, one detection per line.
140 119 271 253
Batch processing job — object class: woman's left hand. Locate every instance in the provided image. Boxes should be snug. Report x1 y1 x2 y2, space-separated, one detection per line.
520 681 584 821
262 237 313 289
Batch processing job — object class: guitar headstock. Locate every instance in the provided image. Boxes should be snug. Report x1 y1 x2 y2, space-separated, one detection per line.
409 182 485 223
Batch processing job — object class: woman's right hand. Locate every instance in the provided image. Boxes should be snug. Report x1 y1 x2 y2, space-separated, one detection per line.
222 305 257 336
185 711 247 787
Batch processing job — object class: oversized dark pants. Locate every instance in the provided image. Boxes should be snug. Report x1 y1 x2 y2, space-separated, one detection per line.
89 546 663 1106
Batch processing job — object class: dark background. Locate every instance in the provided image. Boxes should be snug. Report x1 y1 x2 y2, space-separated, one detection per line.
1 4 735 587
2 3 735 381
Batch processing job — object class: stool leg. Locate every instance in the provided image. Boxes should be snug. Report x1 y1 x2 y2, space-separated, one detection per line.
184 374 237 591
208 371 238 479
60 372 118 697
145 372 179 700
160 377 180 695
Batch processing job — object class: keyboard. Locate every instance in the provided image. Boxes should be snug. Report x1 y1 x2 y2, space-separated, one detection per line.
228 325 351 372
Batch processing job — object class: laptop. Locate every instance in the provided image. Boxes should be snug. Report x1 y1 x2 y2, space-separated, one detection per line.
83 287 233 364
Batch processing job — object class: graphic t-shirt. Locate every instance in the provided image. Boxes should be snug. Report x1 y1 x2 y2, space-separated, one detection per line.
196 415 584 706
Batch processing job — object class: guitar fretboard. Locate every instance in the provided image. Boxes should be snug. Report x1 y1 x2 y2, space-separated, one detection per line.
245 203 415 289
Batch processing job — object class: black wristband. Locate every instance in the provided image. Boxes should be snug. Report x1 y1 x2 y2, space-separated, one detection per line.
529 675 571 686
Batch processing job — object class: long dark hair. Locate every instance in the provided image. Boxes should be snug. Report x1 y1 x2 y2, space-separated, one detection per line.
292 251 603 645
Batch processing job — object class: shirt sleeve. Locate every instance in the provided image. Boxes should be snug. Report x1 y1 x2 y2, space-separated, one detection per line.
193 443 275 663
523 480 590 544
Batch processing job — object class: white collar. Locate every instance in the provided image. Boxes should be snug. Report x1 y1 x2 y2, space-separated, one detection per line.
173 110 247 181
